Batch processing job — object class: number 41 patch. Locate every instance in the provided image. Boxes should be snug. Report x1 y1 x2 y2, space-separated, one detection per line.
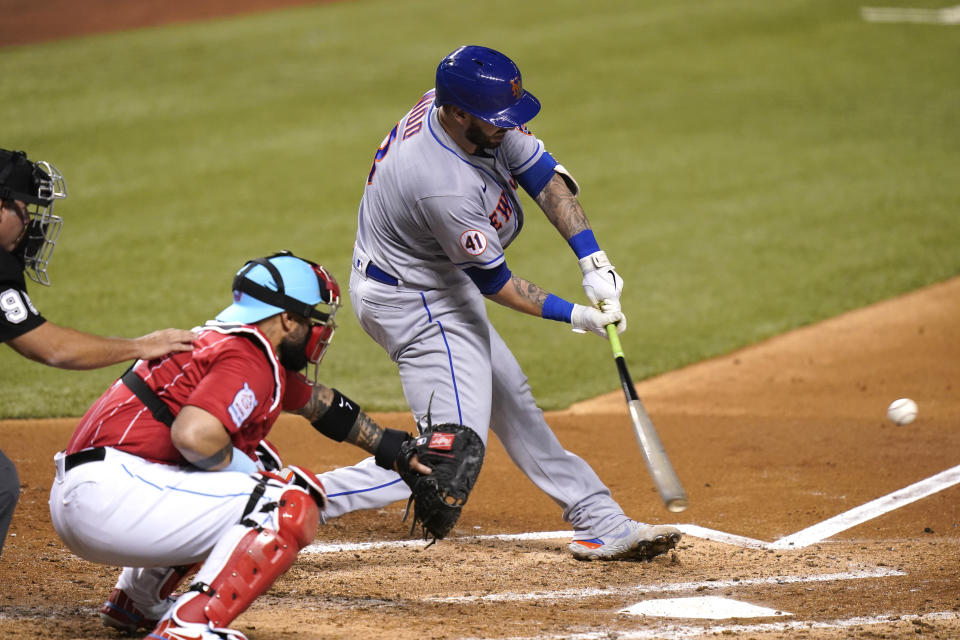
459 229 487 256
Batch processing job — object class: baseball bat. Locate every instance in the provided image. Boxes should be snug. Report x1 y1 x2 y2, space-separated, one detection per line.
605 325 688 512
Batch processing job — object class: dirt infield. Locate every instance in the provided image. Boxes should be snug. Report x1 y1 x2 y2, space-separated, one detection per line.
2 278 959 639
0 0 340 48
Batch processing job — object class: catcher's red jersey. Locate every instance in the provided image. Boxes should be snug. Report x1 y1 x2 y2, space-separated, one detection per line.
66 323 312 464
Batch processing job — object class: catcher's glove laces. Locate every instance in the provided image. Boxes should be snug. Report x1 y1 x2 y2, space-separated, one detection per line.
403 497 437 547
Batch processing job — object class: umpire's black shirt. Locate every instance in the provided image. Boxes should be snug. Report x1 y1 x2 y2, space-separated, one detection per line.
0 250 45 343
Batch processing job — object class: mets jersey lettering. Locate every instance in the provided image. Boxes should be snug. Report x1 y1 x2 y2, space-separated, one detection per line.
487 190 514 230
402 92 433 140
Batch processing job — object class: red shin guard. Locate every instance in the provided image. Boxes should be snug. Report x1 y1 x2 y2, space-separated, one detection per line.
172 488 319 628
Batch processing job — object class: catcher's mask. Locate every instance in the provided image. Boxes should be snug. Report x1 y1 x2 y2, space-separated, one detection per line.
0 149 68 286
216 251 340 382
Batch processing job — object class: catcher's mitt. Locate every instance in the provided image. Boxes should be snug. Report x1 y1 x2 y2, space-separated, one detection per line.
397 423 485 541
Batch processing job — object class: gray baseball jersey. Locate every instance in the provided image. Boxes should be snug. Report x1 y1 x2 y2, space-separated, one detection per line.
319 90 629 538
355 90 549 290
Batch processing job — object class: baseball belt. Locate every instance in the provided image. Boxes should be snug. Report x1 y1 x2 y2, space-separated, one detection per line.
365 262 399 286
64 446 106 472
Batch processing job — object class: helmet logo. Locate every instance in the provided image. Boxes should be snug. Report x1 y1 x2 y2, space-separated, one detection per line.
510 77 522 99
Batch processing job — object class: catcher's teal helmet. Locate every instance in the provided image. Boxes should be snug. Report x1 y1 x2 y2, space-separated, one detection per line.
216 251 339 326
216 251 341 374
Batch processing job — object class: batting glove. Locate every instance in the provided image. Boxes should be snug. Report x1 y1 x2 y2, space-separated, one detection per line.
580 250 623 307
571 303 627 337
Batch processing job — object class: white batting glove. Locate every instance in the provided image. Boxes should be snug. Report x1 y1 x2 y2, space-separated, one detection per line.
579 250 623 307
571 303 627 337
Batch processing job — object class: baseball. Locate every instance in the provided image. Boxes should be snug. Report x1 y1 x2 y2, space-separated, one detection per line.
887 398 918 426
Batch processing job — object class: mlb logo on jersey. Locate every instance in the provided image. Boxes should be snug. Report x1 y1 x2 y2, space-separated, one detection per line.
429 432 456 451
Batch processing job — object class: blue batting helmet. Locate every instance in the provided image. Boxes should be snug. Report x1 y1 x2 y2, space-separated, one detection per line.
434 45 541 128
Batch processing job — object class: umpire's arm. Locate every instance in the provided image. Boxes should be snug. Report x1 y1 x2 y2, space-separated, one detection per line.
7 321 194 369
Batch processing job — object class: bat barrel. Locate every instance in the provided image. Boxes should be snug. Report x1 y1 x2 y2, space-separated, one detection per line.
628 400 688 512
606 324 689 513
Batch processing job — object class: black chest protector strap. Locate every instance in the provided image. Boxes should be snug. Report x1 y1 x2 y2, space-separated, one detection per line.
121 368 176 427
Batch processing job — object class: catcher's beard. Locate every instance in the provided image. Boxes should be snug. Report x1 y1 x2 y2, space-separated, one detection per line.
278 329 309 372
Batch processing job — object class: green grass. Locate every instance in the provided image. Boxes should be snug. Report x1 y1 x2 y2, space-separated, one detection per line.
1 0 958 417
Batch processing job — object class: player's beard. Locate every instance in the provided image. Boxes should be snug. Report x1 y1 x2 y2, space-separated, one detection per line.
278 330 310 372
465 121 506 150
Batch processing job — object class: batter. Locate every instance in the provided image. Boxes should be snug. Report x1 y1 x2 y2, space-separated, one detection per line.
321 45 681 561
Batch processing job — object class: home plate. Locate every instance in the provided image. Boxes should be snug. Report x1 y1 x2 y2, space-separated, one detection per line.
619 596 791 619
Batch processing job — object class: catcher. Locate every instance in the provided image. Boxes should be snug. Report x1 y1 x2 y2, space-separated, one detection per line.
50 252 434 640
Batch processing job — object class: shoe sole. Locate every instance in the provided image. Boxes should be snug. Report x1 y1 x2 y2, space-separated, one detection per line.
571 532 681 562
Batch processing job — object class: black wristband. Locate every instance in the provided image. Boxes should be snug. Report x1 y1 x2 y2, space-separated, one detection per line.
375 428 411 471
310 389 361 442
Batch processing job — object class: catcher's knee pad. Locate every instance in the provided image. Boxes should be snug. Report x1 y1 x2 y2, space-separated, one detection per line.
174 487 319 628
274 485 321 548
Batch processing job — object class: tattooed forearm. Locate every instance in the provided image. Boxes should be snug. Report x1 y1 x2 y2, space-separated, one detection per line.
535 174 589 239
344 413 384 454
293 385 334 422
487 274 552 316
509 275 550 309
294 384 385 454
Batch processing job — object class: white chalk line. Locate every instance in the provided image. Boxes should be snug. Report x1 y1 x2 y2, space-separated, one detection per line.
770 463 960 548
310 462 960 554
673 524 767 548
862 4 960 24
304 525 767 555
425 567 904 604
482 611 960 640
298 470 959 635
303 529 574 554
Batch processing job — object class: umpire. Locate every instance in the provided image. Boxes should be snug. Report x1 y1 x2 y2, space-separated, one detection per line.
0 148 195 556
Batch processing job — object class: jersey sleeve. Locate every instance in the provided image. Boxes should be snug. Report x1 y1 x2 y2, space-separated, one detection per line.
184 344 277 434
0 252 46 343
501 126 558 198
417 194 507 271
282 370 313 412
